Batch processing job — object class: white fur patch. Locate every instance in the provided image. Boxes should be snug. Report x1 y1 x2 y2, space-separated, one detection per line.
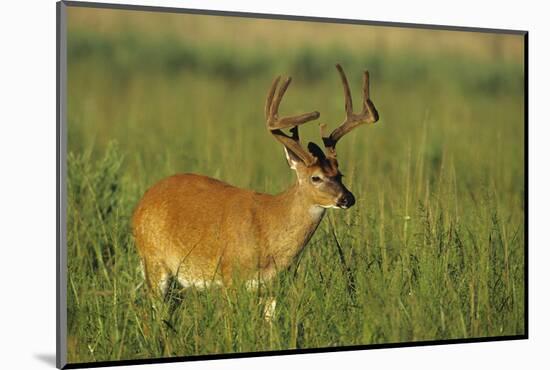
283 147 298 169
309 205 326 219
319 204 341 209
158 275 170 296
262 297 277 322
245 279 260 290
177 277 222 290
284 148 305 184
139 261 146 280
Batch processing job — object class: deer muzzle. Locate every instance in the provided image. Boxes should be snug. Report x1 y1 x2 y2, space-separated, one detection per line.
337 191 355 209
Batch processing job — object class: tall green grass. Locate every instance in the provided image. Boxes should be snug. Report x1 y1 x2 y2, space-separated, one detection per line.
66 26 525 364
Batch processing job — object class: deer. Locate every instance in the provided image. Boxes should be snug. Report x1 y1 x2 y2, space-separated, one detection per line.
132 64 379 320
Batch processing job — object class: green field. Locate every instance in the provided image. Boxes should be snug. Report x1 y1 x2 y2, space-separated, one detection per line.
65 7 525 364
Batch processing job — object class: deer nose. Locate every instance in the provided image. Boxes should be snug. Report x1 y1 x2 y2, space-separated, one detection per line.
338 192 355 209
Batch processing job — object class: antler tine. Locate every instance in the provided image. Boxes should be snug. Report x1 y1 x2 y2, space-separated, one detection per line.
267 77 320 130
265 76 281 120
270 77 292 120
322 64 379 156
336 64 354 117
265 74 320 166
362 70 370 112
362 70 379 121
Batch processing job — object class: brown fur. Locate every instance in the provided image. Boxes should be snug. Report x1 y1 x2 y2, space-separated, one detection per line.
132 65 378 295
132 153 352 295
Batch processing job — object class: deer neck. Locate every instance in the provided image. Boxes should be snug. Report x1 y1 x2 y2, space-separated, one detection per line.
279 181 326 225
294 185 326 224
265 183 326 269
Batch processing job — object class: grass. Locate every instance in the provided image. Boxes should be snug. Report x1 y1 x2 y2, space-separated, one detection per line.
65 10 525 364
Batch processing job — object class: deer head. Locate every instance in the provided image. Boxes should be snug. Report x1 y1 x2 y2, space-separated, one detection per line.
133 64 381 305
266 64 379 209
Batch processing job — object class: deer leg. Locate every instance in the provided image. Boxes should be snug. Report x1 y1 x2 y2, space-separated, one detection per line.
142 257 170 298
261 296 277 322
245 278 277 322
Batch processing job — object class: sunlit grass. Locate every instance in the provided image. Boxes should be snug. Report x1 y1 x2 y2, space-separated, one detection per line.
65 13 525 364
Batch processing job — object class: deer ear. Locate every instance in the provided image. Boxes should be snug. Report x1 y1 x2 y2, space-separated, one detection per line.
307 142 326 161
283 147 304 170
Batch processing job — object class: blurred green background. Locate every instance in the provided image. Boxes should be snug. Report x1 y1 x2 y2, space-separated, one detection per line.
66 6 525 364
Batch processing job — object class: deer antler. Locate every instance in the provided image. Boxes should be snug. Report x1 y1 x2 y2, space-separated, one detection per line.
321 64 379 158
266 76 320 166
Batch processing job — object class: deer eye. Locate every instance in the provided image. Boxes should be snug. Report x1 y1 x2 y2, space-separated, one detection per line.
311 176 322 183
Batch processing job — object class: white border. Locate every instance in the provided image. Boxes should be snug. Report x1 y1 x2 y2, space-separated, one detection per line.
2 0 548 369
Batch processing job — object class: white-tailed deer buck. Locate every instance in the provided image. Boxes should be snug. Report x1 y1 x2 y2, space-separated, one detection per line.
132 65 379 312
